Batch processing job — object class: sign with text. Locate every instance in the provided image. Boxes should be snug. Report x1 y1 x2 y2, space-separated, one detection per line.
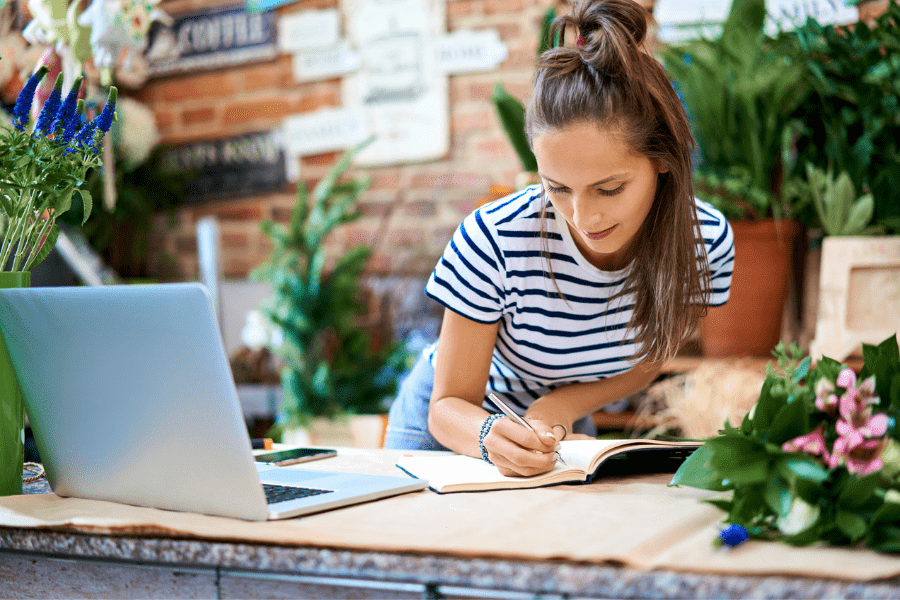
342 0 448 166
292 41 361 82
433 29 507 74
145 5 277 77
277 8 341 52
281 107 370 157
162 130 287 203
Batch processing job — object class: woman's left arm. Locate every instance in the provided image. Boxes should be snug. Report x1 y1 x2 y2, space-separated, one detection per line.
524 359 662 437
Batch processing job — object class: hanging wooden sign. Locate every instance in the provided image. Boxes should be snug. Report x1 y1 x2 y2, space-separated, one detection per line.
162 130 287 203
144 5 277 77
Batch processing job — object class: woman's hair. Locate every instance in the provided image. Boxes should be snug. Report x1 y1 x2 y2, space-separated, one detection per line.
525 0 710 366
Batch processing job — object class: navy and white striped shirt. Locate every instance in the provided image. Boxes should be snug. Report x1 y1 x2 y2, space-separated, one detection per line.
425 185 734 415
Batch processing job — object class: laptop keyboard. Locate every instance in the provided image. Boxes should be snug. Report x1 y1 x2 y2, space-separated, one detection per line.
262 483 334 505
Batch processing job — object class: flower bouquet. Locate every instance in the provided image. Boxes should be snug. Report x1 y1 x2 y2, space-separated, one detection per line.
0 64 116 272
670 335 900 553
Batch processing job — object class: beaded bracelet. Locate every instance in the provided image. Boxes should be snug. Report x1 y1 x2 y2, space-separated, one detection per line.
479 413 504 464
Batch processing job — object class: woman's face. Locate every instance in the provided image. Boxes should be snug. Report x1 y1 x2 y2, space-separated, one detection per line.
533 122 665 271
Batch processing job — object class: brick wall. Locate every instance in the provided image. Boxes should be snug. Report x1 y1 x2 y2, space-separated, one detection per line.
138 0 597 285
133 0 881 343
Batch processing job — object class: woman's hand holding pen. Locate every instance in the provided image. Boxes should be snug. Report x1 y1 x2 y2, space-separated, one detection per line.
482 416 562 477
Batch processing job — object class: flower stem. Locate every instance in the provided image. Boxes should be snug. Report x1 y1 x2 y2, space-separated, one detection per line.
0 188 36 270
22 214 54 272
9 189 40 272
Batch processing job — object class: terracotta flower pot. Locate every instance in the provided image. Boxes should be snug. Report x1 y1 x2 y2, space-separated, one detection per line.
700 219 800 357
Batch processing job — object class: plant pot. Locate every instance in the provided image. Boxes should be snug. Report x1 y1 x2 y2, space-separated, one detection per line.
809 235 900 362
700 219 800 357
281 414 389 449
0 271 30 496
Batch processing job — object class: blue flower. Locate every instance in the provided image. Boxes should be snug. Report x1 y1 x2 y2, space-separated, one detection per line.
94 94 116 135
719 524 749 547
35 74 63 136
52 75 84 145
12 66 49 131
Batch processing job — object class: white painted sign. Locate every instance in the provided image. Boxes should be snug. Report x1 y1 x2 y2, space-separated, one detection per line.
342 0 448 166
281 107 370 157
292 41 361 82
433 29 507 74
277 8 340 52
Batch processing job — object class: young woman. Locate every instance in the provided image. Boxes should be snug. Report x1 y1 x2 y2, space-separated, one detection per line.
384 0 734 477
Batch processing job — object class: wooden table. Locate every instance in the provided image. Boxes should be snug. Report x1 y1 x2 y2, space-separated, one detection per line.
2 449 899 599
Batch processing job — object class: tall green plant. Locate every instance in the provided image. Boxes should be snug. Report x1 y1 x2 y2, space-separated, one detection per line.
662 0 808 220
789 2 900 234
252 139 407 428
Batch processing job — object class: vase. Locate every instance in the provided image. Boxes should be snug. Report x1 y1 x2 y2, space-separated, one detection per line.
0 271 30 496
700 219 801 357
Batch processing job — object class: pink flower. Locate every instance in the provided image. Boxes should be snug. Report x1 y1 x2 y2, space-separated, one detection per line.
814 378 838 415
843 438 888 475
782 425 829 461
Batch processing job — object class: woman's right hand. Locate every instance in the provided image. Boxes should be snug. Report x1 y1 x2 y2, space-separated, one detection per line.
482 416 560 477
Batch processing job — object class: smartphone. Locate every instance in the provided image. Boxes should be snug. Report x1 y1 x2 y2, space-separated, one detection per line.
254 447 337 466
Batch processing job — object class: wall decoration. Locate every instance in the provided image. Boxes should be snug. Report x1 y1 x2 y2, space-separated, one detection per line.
280 106 368 167
161 130 286 203
144 5 276 77
276 8 339 53
291 40 360 82
341 0 447 166
433 28 507 75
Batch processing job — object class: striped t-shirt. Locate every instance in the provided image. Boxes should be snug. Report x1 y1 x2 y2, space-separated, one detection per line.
424 185 735 416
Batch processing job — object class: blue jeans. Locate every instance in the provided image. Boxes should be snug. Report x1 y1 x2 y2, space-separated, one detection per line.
384 352 598 449
384 352 449 450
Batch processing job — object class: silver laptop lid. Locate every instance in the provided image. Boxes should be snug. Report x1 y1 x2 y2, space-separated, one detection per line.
0 283 270 520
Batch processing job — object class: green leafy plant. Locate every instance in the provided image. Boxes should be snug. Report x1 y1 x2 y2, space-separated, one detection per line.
662 0 808 220
789 2 900 234
671 334 900 553
0 65 116 271
251 139 408 429
805 164 875 236
491 7 556 175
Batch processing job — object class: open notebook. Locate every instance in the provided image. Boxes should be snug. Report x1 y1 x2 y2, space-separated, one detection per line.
397 438 701 493
0 283 427 520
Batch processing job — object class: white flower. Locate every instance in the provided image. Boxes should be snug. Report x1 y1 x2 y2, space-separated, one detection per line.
776 498 820 536
112 96 159 166
241 310 271 351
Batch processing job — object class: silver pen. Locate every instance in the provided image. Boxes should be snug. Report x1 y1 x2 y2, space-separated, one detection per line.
487 393 566 466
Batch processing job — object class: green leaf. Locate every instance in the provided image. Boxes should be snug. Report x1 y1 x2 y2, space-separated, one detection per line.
835 510 868 542
668 444 730 490
764 472 792 516
839 472 880 507
23 221 59 271
752 379 785 432
76 189 92 224
768 397 810 446
491 83 537 173
707 436 769 485
776 455 829 483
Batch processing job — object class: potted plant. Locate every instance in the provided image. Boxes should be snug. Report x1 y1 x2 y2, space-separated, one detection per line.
782 3 900 361
803 165 900 363
0 64 116 495
661 0 811 357
251 139 409 447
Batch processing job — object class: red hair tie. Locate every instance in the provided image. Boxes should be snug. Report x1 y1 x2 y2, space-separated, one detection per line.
576 34 585 47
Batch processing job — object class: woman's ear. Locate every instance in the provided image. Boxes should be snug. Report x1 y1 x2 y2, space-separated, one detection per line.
656 161 670 174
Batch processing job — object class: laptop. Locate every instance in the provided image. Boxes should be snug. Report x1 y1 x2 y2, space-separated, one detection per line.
0 283 427 521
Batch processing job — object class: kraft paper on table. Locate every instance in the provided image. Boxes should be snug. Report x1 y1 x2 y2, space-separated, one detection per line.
1 448 899 582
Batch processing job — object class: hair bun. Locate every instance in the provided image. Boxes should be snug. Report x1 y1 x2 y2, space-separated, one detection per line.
557 0 650 77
